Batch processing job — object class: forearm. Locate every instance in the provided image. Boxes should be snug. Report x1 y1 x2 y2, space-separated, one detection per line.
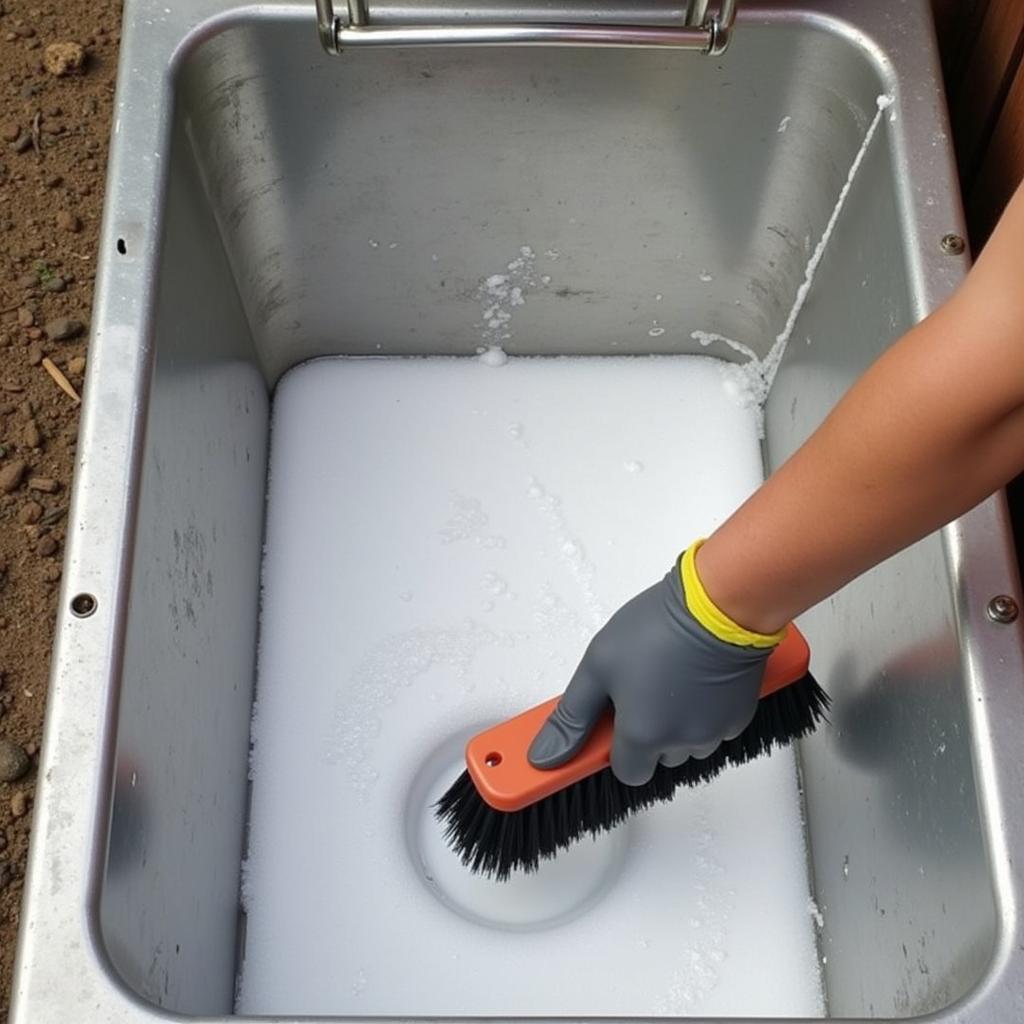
697 183 1024 635
698 327 1024 633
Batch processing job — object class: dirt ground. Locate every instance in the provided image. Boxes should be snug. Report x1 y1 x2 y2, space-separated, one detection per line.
0 0 121 1015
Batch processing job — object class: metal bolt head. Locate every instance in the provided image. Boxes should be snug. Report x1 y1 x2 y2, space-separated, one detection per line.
987 595 1018 624
941 233 966 256
70 592 97 618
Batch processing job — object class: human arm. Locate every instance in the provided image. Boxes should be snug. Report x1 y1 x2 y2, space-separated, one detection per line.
698 178 1024 633
530 180 1024 786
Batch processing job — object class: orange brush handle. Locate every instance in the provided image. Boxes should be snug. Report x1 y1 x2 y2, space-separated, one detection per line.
465 624 810 812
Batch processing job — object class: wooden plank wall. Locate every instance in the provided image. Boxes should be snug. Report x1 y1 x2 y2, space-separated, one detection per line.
932 0 1024 246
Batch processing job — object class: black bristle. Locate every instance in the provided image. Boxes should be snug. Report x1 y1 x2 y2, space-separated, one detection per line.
435 672 831 881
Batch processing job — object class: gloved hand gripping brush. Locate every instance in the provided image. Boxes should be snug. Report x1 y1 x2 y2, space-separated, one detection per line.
435 541 829 880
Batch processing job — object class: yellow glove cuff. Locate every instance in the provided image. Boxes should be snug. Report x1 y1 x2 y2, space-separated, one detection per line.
680 541 786 649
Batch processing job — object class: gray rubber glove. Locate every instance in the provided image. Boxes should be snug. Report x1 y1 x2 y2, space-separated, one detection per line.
527 559 772 786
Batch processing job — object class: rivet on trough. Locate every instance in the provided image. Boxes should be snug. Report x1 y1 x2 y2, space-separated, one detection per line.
70 592 97 618
986 595 1018 624
940 233 966 256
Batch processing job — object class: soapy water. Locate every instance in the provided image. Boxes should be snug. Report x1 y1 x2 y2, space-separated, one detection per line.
808 897 825 929
694 94 894 435
438 494 507 550
320 619 528 800
238 96 891 1011
240 356 823 1016
477 345 509 366
526 474 605 628
476 245 544 365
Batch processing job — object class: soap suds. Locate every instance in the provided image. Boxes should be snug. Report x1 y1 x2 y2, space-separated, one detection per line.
476 246 543 364
240 356 824 1017
693 94 894 435
808 897 825 929
476 345 509 366
438 494 507 549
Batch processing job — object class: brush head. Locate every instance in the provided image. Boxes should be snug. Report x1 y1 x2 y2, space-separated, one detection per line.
435 671 830 881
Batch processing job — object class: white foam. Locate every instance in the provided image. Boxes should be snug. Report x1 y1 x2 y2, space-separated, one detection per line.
476 345 509 366
693 94 893 434
238 355 824 1017
476 246 539 349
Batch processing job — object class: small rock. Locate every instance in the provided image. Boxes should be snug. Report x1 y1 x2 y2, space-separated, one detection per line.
26 343 42 366
28 476 58 493
23 420 40 448
9 790 29 818
14 23 34 38
17 271 39 288
55 210 80 233
43 317 83 341
0 459 26 493
44 173 61 188
18 501 42 524
0 738 29 783
0 123 19 142
67 355 85 376
43 563 61 582
43 40 85 77
24 742 37 757
42 275 65 292
36 534 57 557
16 307 33 327
26 326 42 340
11 132 31 153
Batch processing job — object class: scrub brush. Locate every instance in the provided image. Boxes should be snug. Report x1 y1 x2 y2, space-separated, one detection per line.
435 625 828 880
